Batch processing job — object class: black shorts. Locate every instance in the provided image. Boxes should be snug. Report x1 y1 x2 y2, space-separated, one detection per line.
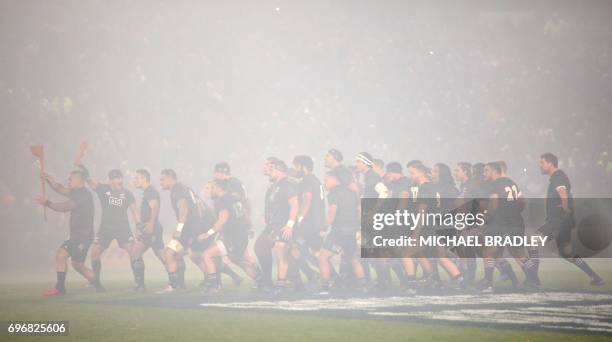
137 229 164 250
61 239 92 263
322 229 357 257
538 216 574 243
177 223 202 246
220 234 248 261
190 236 215 253
295 222 322 251
94 226 134 248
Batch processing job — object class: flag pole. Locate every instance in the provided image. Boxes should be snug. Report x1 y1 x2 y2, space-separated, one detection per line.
40 152 47 221
30 145 46 222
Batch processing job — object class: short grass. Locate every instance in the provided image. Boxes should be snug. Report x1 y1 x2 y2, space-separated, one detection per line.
0 258 610 341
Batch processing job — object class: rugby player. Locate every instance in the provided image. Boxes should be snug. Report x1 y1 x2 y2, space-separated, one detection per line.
198 179 259 293
380 162 410 289
318 171 368 294
292 155 324 286
430 163 467 289
77 163 139 291
254 159 299 293
372 158 385 178
324 149 358 192
452 162 478 284
530 153 604 286
478 162 538 292
385 162 411 199
157 169 207 293
130 169 165 292
213 162 248 204
38 170 102 295
189 181 227 288
471 163 487 194
211 164 251 286
402 163 435 290
355 152 389 287
355 152 388 199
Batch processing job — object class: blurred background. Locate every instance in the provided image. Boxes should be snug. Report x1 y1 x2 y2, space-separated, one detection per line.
1 0 611 275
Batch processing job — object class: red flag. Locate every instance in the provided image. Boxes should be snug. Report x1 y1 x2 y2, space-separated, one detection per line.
30 145 44 159
74 141 87 165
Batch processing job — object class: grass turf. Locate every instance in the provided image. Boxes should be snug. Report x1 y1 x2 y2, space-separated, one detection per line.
0 259 611 341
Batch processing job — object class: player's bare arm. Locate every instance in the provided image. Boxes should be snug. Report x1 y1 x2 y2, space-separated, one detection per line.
556 186 571 215
324 203 337 236
130 202 140 224
487 193 499 220
76 163 100 190
145 198 160 234
36 196 77 212
129 202 141 235
198 209 228 241
174 198 188 239
41 172 70 197
298 191 312 223
281 195 299 240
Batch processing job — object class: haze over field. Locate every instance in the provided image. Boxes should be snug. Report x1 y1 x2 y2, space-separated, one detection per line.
1 1 611 273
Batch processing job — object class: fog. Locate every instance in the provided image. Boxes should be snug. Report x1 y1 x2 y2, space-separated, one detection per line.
1 1 611 274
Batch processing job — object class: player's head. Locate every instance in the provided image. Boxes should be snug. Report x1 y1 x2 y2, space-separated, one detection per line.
384 161 403 181
484 162 502 181
324 149 343 168
108 169 123 189
432 163 453 186
268 159 288 181
133 169 151 189
408 163 428 185
210 179 228 199
406 160 423 168
355 152 374 173
323 171 340 190
68 170 86 188
539 152 558 175
160 169 177 190
495 160 508 176
213 162 231 180
373 158 385 176
472 163 485 183
263 157 280 177
453 162 472 183
293 155 314 176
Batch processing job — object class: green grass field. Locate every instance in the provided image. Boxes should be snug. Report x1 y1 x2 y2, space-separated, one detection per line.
1 258 611 341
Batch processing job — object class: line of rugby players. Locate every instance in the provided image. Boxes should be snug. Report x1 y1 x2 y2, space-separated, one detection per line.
37 149 604 296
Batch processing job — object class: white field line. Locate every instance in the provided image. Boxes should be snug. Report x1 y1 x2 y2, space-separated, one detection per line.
199 292 612 311
199 292 612 333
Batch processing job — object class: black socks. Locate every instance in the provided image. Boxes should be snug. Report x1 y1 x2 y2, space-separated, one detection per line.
56 272 66 293
131 258 145 287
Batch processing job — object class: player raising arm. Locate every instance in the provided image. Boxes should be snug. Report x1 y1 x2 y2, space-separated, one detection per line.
76 162 140 291
37 170 102 295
